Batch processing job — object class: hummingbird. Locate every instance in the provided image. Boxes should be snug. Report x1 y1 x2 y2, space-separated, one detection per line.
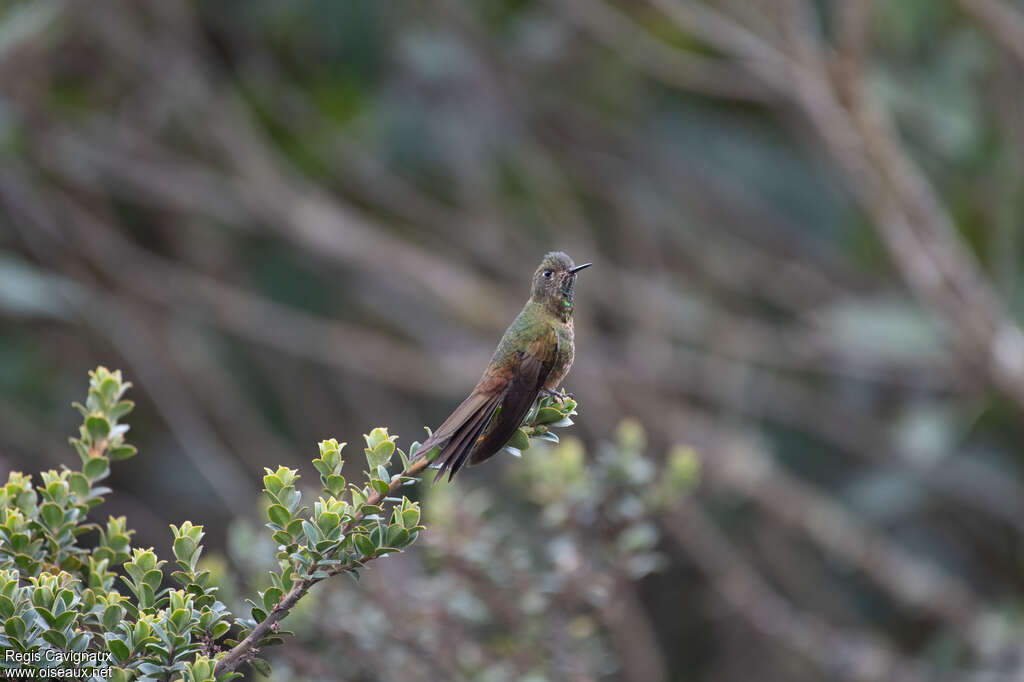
419 251 591 481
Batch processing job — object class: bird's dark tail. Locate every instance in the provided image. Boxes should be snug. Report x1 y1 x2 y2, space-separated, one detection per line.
418 394 501 482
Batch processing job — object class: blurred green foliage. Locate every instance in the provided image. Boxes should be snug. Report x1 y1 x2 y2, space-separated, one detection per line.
0 368 581 680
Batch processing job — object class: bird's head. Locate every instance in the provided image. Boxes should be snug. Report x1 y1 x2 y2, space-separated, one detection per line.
530 251 591 316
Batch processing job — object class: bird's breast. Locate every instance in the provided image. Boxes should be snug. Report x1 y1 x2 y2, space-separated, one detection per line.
545 321 575 390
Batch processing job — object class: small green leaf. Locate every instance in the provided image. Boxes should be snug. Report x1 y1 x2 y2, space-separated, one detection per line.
68 473 90 499
109 445 137 461
325 474 346 496
42 629 67 649
13 554 38 574
98 377 119 404
364 428 390 450
68 630 91 652
350 488 366 507
169 607 189 632
50 610 76 631
173 536 197 563
353 534 374 556
250 658 272 677
102 602 124 630
262 587 283 613
507 429 530 451
312 460 332 479
266 505 291 527
83 456 109 481
45 481 68 506
373 440 395 461
108 638 131 664
71 439 90 463
40 502 64 529
85 415 111 441
301 521 321 545
109 400 135 419
534 406 566 425
276 486 299 510
386 524 410 547
400 507 420 529
5 616 26 639
263 473 284 495
142 569 163 593
317 512 340 535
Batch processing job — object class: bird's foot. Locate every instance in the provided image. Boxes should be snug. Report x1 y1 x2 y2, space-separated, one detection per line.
540 387 574 404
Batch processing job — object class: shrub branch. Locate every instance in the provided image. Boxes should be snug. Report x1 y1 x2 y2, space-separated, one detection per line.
213 455 433 676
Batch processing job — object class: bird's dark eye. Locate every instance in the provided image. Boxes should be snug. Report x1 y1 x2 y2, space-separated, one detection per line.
543 270 553 278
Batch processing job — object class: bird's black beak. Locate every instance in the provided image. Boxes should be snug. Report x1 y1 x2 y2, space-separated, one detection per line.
569 263 592 274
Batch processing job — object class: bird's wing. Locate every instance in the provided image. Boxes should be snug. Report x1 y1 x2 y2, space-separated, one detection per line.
467 328 557 468
424 322 557 481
